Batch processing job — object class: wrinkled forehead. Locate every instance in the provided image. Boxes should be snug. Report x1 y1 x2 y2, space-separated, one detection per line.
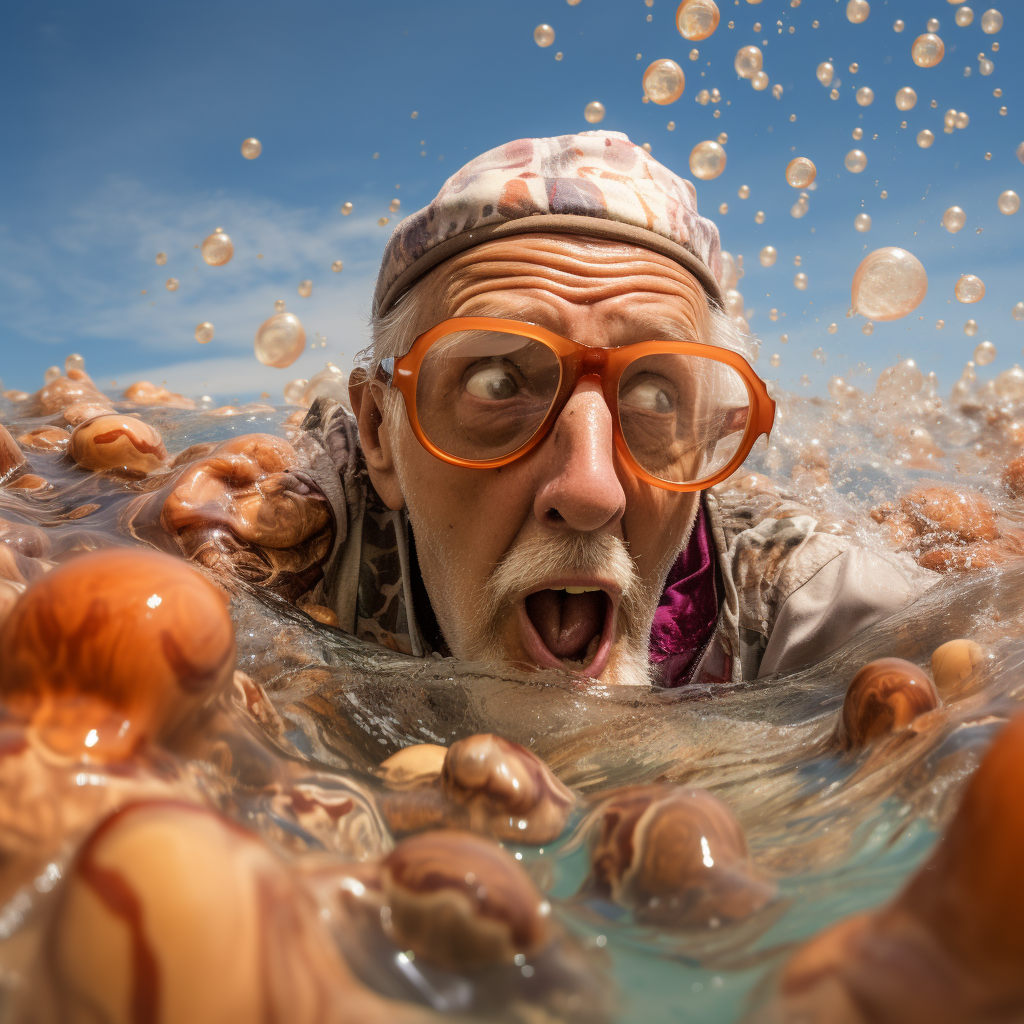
408 233 714 348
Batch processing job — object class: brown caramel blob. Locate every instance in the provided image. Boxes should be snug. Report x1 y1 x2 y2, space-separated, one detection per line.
29 800 426 1024
441 733 575 843
17 426 71 453
899 485 999 543
0 547 235 760
69 414 168 474
931 639 986 698
1005 455 1024 498
5 473 49 493
33 369 107 415
123 380 196 410
379 743 448 788
838 657 939 749
0 423 26 483
584 785 774 927
62 398 116 426
381 829 552 970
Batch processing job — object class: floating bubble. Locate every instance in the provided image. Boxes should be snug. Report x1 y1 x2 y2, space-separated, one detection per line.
979 58 994 75
584 100 606 123
759 246 777 267
955 274 985 303
64 353 85 372
770 353 781 368
274 299 286 312
195 322 214 345
974 340 996 364
738 184 750 199
772 83 783 98
751 71 769 91
718 202 729 214
955 110 970 128
689 140 727 179
302 363 349 405
816 61 834 86
827 323 838 334
676 0 720 40
754 210 765 224
696 88 710 105
917 129 936 148
710 88 721 102
845 149 868 173
855 212 872 231
284 378 308 405
851 246 929 320
943 206 967 232
43 365 61 383
862 321 874 335
378 216 390 226
241 138 262 160
201 228 233 267
912 33 945 67
956 6 974 26
389 197 401 213
936 320 945 329
980 8 1002 32
643 59 685 104
998 190 1020 215
852 127 863 140
846 0 870 23
894 18 905 31
155 252 167 266
255 312 306 368
341 202 353 215
734 45 762 79
690 48 699 60
794 272 808 290
331 260 343 273
964 319 979 335
165 278 179 292
298 280 313 298
724 288 745 317
856 86 874 106
534 24 555 47
895 86 917 110
791 195 809 218
849 62 859 74
1013 302 1024 321
785 156 816 188
717 132 728 145
719 252 739 290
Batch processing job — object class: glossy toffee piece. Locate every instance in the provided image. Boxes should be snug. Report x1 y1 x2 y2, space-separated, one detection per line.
375 317 776 492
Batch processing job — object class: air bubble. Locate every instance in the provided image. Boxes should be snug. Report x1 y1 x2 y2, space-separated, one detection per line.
534 24 555 47
584 101 606 123
997 190 1020 215
759 246 777 267
912 33 945 67
895 87 917 111
195 322 214 345
845 149 868 173
974 340 996 365
955 274 985 303
943 206 967 233
689 140 727 179
855 212 872 232
643 59 686 103
676 0 720 40
785 157 816 188
241 138 262 159
255 312 306 368
201 228 233 267
851 247 928 320
734 45 762 79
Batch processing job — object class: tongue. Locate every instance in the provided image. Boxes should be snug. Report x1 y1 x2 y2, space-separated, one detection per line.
524 589 606 660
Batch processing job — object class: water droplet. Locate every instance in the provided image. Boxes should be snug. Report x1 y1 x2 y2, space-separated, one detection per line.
64 353 85 372
734 45 762 79
667 120 676 130
710 88 721 103
689 140 727 179
759 245 778 267
936 319 945 329
964 319 979 336
845 149 868 173
851 247 929 320
690 48 700 60
785 157 816 189
894 18 905 31
768 308 779 322
955 274 985 303
255 312 306 368
274 299 286 312
643 59 686 103
770 353 781 367
998 190 1020 215
794 272 808 290
195 322 214 345
980 8 1002 33
755 210 765 224
389 198 401 213
846 0 870 24
584 100 606 123
241 138 262 160
341 202 353 216
378 216 390 226
979 58 994 75
956 6 974 26
165 278 179 292
855 212 872 232
155 252 167 266
676 0 720 40
331 260 344 273
942 206 967 232
856 86 874 106
955 110 970 129
534 23 555 47
895 86 917 111
816 62 834 86
917 129 936 148
738 184 750 199
718 202 729 214
862 321 874 335
853 127 864 140
752 71 769 90
974 340 996 365
1011 302 1024 321
201 229 233 267
912 33 945 67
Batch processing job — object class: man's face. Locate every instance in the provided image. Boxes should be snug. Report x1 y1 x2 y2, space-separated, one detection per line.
355 234 709 686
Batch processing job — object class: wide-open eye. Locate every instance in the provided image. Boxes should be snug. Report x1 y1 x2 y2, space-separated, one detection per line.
620 376 675 413
464 361 521 401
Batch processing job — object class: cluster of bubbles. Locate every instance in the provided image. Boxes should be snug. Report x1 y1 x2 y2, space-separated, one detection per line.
734 45 769 92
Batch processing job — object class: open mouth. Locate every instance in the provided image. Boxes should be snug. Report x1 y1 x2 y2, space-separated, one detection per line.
519 583 617 677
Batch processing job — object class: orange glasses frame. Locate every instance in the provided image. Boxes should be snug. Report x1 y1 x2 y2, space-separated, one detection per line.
376 316 776 492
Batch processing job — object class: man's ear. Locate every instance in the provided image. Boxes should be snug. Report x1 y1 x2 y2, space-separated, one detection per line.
349 379 406 511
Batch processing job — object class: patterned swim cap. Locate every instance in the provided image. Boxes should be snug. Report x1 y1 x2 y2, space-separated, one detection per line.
373 131 724 317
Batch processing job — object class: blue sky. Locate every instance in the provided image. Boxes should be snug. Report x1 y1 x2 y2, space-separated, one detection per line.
1 0 1021 399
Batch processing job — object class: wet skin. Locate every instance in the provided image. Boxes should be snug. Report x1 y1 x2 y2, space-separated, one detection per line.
350 234 707 683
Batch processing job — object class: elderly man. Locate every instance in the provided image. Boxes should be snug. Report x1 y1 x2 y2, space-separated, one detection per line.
290 131 929 686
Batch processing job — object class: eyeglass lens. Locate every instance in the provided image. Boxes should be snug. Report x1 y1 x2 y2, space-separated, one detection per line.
414 329 750 484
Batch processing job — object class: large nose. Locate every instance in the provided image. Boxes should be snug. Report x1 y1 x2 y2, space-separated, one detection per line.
532 377 627 532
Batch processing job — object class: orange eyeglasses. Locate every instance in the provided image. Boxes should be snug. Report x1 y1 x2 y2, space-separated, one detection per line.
373 317 775 492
